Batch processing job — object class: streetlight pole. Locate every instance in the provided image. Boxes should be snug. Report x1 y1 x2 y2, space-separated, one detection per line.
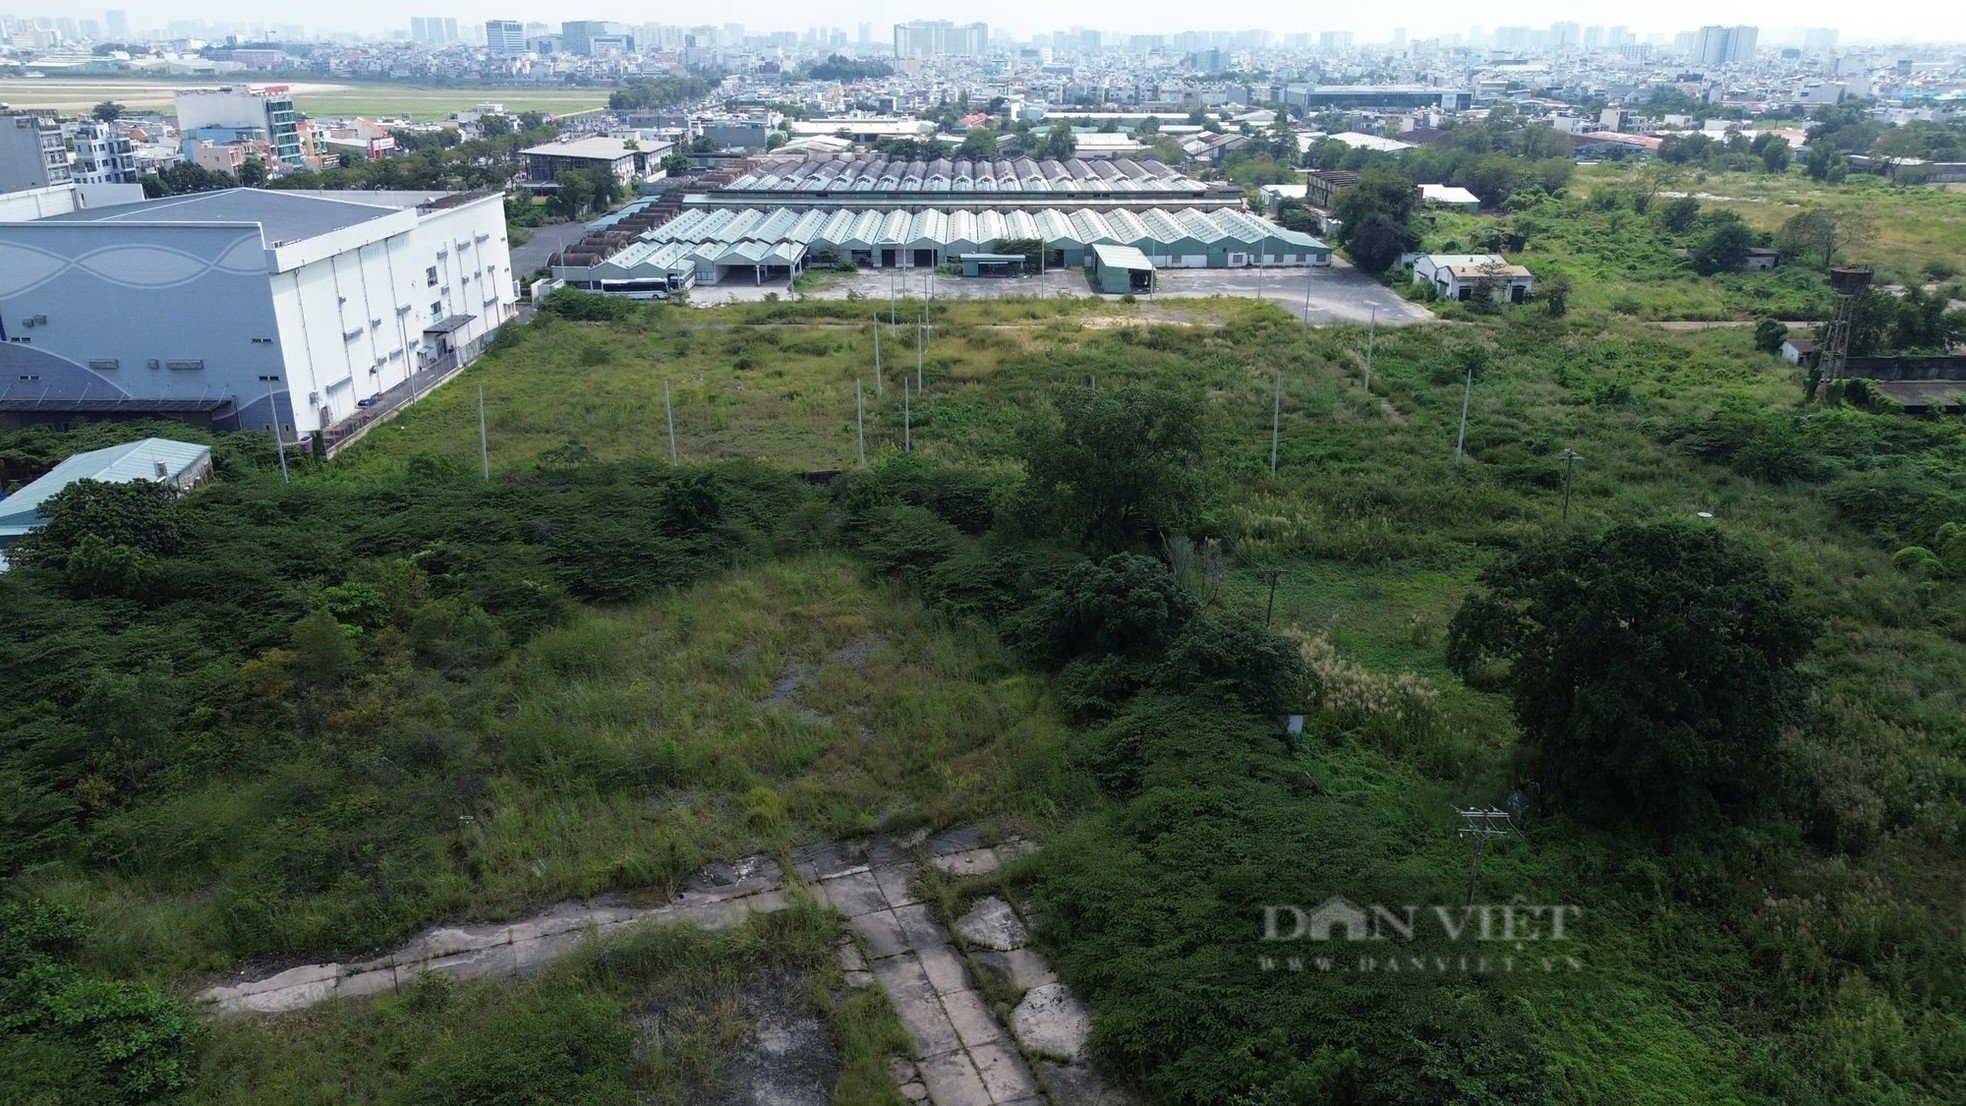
267 383 288 484
1363 307 1377 392
477 385 490 479
1269 369 1282 476
1454 358 1475 466
1560 448 1581 519
664 380 677 465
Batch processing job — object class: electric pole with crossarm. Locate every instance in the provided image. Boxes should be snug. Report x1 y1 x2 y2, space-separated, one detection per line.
1456 807 1516 908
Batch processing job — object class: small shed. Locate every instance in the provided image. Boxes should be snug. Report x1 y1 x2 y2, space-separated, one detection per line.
957 253 1026 277
0 437 212 564
1780 337 1816 366
1088 242 1157 294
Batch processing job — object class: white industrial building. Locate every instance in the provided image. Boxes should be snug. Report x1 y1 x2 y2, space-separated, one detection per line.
1409 253 1535 303
0 188 515 442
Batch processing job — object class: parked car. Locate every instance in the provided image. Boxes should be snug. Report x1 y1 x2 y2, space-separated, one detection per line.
357 395 380 408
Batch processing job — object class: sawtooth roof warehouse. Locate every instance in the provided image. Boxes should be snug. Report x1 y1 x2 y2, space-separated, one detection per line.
551 154 1331 290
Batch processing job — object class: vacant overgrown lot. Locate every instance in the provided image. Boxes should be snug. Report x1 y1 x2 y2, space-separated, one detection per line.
5 290 1964 1103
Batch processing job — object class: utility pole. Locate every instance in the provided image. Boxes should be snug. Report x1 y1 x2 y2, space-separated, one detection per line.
1456 807 1515 908
267 384 289 484
1262 566 1284 626
903 378 912 452
1269 369 1282 476
477 385 489 479
889 270 896 326
1300 268 1313 328
915 303 925 393
1454 357 1475 466
1362 307 1377 392
664 381 677 465
1559 448 1581 519
855 378 866 466
873 321 883 396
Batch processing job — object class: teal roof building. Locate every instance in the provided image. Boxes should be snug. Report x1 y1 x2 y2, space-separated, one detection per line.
0 437 212 544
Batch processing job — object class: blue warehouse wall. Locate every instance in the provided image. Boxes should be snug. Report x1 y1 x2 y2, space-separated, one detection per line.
0 223 286 430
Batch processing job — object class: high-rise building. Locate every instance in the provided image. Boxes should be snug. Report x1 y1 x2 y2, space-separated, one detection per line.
892 20 987 58
409 16 428 44
173 85 304 167
0 110 71 192
560 20 635 56
1318 31 1352 51
1801 28 1838 55
443 18 459 43
1693 25 1758 66
104 9 129 39
485 19 525 56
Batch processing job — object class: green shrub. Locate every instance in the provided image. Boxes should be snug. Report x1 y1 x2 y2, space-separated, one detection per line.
1013 552 1199 667
0 901 194 1105
852 504 962 578
1156 611 1305 716
538 286 641 323
387 984 630 1106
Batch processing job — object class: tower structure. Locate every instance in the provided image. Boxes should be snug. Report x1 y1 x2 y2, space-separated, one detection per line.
1816 265 1872 394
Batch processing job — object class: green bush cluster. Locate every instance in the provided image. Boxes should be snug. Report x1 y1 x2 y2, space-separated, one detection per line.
0 447 816 972
1 901 193 1104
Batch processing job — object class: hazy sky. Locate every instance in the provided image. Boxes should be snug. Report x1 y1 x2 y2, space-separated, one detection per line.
106 1 1959 43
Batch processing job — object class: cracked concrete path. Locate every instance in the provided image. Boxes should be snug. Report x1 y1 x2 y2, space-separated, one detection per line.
195 827 1122 1106
820 833 1045 1106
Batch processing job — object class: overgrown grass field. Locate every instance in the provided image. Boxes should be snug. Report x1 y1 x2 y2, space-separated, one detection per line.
6 287 1964 1102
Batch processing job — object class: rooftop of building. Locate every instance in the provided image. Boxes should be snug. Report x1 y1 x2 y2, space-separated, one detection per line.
0 437 210 538
519 135 645 160
723 154 1206 195
26 188 491 246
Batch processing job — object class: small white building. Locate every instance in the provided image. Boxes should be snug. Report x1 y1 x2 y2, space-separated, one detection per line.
1418 183 1481 210
1780 337 1817 365
1411 253 1535 303
1259 182 1309 212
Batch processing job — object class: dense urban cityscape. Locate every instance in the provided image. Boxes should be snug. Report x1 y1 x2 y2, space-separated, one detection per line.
1 5 1964 1106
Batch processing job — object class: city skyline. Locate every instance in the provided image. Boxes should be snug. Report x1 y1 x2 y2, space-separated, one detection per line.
8 4 1960 45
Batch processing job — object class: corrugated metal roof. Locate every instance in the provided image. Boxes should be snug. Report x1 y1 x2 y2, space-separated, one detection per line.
565 206 1329 283
0 437 209 538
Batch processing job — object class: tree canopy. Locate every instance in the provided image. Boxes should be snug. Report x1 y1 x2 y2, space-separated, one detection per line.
1017 385 1203 553
1447 521 1815 832
1331 167 1420 275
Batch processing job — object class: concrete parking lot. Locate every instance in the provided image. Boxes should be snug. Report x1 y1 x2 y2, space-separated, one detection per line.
507 221 592 276
690 259 1433 326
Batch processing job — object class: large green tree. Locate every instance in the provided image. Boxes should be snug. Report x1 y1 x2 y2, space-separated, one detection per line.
1689 211 1754 275
1778 208 1877 270
1447 521 1816 832
1018 386 1203 553
1331 167 1420 275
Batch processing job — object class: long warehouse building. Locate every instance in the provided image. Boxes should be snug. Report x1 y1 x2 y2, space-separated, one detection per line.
553 205 1331 289
552 151 1326 290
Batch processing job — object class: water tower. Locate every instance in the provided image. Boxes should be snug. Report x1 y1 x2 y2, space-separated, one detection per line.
1816 265 1872 394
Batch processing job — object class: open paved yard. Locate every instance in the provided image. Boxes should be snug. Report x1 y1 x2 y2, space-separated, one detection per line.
692 260 1433 326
